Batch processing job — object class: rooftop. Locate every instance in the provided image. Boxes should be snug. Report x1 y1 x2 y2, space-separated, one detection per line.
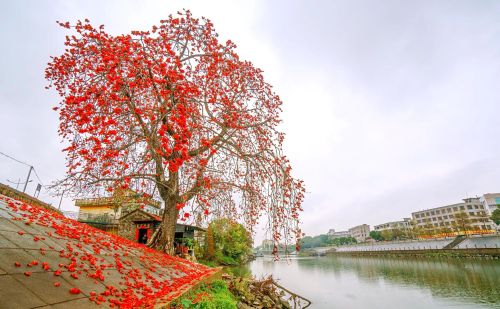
75 189 162 209
0 194 217 308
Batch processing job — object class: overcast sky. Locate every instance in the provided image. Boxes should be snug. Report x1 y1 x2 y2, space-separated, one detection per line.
1 0 499 242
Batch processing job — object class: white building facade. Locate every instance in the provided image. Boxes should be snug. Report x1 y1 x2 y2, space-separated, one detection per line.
348 224 370 242
374 218 411 231
411 197 495 233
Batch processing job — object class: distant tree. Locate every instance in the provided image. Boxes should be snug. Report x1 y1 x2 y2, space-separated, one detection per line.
207 218 252 265
380 229 393 241
369 230 383 241
331 236 356 246
408 219 418 239
423 219 436 237
440 227 453 235
300 236 314 249
490 206 500 225
300 234 356 248
391 226 405 240
454 211 472 233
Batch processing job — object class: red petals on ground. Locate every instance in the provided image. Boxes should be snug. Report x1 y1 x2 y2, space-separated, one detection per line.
69 287 81 294
2 194 216 309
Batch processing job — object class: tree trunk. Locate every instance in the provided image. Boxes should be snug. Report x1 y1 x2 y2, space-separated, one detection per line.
147 171 180 254
147 196 179 254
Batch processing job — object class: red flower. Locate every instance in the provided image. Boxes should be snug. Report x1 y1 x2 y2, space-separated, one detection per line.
24 272 31 277
69 287 81 294
54 282 61 287
14 262 21 267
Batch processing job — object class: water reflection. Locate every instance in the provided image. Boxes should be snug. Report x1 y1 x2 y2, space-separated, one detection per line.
243 256 500 308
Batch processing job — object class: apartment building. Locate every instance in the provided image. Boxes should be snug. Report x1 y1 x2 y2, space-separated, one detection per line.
411 197 495 232
480 193 500 215
374 218 411 231
327 229 350 239
348 224 370 242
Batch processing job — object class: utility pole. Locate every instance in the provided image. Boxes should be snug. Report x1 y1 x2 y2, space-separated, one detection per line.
22 166 33 193
58 191 64 210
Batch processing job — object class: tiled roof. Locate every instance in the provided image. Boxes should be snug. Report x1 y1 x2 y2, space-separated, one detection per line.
0 194 217 308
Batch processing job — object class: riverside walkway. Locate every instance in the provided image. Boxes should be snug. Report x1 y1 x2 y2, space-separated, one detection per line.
0 194 218 308
330 236 500 252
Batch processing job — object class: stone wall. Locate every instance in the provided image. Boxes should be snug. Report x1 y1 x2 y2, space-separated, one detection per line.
118 210 159 241
0 183 60 214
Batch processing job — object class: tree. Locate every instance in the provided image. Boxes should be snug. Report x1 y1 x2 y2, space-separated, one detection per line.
380 229 393 241
205 224 215 260
330 236 356 246
454 211 472 234
369 230 383 241
46 11 305 253
207 218 252 265
490 206 500 225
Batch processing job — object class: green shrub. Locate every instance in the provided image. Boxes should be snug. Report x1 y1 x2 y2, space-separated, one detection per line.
173 280 237 309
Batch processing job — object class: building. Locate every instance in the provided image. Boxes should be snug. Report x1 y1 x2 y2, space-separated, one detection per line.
261 239 274 251
76 189 207 251
75 188 162 232
374 218 411 231
480 193 500 215
118 208 162 244
348 224 370 242
327 229 350 239
411 197 495 234
118 208 205 255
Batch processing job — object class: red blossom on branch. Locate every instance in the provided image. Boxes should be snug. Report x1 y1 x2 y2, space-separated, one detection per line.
46 10 305 252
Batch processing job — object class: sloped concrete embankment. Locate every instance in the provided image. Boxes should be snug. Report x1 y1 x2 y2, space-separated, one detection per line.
329 236 500 258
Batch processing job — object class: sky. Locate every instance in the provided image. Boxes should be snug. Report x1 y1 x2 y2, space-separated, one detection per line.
1 0 499 243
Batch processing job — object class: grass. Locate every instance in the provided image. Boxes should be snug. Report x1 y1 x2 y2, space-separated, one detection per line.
171 280 238 309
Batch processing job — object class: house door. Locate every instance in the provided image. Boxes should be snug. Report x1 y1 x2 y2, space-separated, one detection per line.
138 228 148 244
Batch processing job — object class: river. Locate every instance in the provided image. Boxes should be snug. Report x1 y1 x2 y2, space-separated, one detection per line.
231 255 500 308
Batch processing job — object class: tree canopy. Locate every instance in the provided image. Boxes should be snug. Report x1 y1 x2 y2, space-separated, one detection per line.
46 11 304 252
205 218 252 265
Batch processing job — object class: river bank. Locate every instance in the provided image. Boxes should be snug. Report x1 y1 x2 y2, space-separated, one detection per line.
325 248 500 259
239 255 500 308
170 271 310 308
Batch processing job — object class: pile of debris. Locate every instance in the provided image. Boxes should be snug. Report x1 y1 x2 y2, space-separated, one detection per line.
223 274 311 308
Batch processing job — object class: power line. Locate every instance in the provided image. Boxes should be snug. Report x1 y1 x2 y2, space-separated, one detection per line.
0 150 44 186
32 168 43 186
0 151 31 167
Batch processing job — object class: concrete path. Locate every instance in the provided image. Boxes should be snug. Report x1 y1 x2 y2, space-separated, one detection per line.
0 194 218 308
